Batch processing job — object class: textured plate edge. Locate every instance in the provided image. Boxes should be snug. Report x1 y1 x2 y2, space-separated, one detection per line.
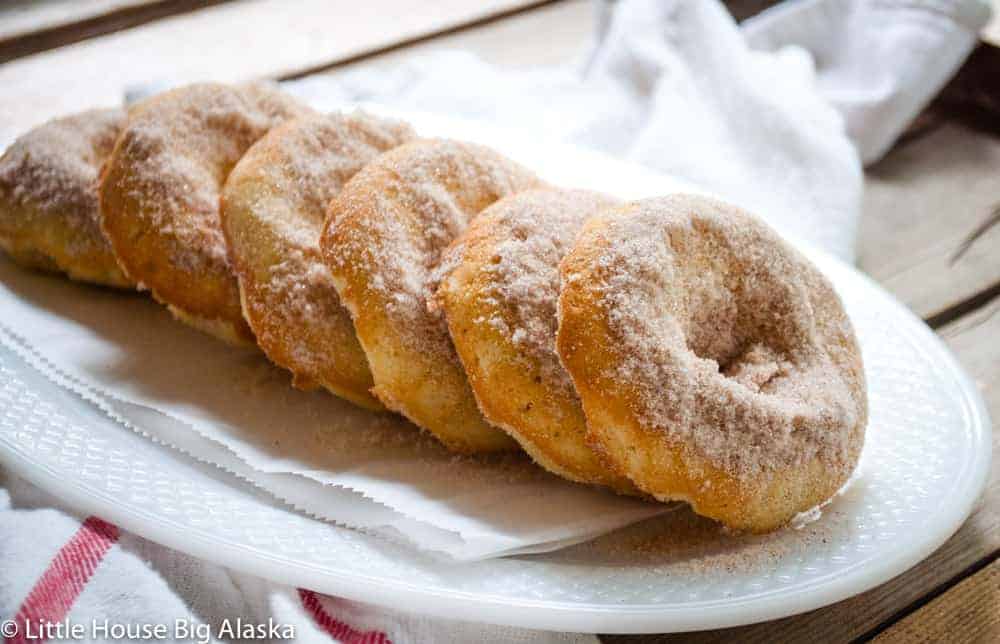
0 248 990 635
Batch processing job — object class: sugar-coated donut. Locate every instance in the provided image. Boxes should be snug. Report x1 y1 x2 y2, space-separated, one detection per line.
0 108 132 288
321 139 541 453
220 112 414 410
435 188 636 490
557 194 866 532
99 82 313 345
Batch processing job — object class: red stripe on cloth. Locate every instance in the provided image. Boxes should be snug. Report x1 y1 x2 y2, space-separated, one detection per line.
7 516 119 644
298 589 391 644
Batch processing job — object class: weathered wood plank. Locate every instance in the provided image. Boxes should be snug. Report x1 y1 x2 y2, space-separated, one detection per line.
603 293 1000 644
0 0 552 147
861 123 1000 322
0 0 156 41
0 1 235 65
872 559 1000 643
315 0 591 72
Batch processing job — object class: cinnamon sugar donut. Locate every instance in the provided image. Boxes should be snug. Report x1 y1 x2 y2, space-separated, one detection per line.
99 82 313 344
557 194 866 531
435 188 635 490
0 108 132 288
220 112 414 410
321 139 540 453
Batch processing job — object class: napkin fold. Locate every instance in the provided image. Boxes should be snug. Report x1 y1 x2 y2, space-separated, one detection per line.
2 0 988 642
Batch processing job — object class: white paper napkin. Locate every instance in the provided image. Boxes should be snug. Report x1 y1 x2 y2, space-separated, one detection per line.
0 257 666 561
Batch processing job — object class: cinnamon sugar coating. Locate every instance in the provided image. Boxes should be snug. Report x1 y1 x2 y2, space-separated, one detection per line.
435 188 636 491
5 89 867 525
321 138 541 453
0 108 132 288
557 194 866 532
221 112 414 409
98 82 314 345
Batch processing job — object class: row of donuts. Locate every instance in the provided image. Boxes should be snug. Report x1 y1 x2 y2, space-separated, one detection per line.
0 82 866 532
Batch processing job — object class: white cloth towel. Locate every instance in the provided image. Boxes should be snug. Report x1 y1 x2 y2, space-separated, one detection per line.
743 0 991 164
1 0 988 642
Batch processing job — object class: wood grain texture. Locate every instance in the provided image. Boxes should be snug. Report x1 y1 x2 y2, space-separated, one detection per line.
872 559 1000 643
0 0 551 148
0 0 157 41
312 0 591 72
861 123 1000 322
0 1 234 65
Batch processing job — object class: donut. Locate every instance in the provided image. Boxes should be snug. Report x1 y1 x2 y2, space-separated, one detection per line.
556 194 866 531
435 188 636 491
220 112 414 410
321 139 541 453
0 108 132 288
99 82 314 345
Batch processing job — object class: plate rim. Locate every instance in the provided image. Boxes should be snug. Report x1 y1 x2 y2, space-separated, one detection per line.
0 248 991 634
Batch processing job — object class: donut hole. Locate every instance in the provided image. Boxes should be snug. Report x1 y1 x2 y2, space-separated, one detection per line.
720 344 787 391
670 220 799 393
688 321 790 393
715 286 802 393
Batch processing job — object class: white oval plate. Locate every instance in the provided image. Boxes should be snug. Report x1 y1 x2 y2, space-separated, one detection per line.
0 113 992 634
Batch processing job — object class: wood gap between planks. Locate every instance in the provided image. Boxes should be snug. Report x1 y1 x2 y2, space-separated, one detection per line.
851 550 1000 643
0 0 235 65
926 280 1000 329
0 0 567 72
276 0 566 81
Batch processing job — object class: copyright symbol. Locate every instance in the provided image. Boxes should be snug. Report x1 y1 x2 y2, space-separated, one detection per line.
1 620 17 638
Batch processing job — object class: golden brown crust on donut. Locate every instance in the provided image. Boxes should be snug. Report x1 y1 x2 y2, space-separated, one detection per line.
557 194 866 532
435 188 637 490
98 82 313 345
220 112 414 410
321 138 541 453
0 108 132 288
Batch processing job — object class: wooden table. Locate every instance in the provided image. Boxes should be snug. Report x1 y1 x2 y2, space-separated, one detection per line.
1 1 996 641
